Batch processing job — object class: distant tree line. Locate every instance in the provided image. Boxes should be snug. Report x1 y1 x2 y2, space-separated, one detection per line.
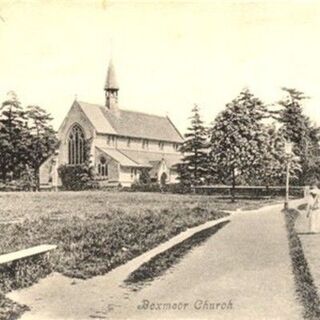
0 91 58 190
177 88 320 194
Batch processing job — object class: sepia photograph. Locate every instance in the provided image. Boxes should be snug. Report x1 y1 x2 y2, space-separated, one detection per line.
1 0 320 319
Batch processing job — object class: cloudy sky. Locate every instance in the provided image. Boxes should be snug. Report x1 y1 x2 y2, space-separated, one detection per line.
0 0 320 132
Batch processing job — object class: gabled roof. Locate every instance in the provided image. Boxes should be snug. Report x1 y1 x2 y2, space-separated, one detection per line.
76 101 184 143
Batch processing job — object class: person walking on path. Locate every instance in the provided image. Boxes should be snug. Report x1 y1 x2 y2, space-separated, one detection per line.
307 185 320 233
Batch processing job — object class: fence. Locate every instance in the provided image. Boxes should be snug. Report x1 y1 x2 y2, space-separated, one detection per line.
194 185 306 198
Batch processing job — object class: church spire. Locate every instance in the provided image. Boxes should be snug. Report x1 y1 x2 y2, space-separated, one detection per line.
104 59 119 112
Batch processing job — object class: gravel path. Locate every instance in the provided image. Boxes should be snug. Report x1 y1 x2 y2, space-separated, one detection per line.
7 202 302 320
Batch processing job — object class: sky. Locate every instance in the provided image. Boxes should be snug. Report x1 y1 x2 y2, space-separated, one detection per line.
1 0 320 133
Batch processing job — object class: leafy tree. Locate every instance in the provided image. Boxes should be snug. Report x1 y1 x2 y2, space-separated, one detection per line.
25 105 58 190
0 91 28 181
209 89 267 200
276 88 320 185
252 124 301 187
178 104 208 186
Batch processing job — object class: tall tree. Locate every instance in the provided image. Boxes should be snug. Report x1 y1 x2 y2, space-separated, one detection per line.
0 91 27 181
277 88 320 185
25 105 58 190
209 89 267 200
178 104 208 186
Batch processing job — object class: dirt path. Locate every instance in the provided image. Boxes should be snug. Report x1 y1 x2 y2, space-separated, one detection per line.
7 201 303 320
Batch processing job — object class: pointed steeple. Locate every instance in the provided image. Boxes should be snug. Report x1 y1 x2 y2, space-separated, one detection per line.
104 59 119 90
104 59 119 112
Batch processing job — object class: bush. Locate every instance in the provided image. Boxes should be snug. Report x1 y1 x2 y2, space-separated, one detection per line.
139 168 151 184
130 182 161 193
58 164 99 191
163 183 192 194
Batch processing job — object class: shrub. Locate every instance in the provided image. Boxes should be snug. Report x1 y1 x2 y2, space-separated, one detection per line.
139 168 151 184
58 164 99 191
130 182 161 193
163 183 192 194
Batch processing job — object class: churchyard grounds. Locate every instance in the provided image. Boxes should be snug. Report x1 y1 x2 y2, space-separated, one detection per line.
1 191 320 319
0 191 284 319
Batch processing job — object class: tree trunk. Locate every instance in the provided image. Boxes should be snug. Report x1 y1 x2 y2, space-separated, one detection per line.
34 166 40 191
1 163 6 184
231 168 236 203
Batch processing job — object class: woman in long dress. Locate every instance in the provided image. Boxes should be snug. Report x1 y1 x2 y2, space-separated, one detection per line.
307 186 320 233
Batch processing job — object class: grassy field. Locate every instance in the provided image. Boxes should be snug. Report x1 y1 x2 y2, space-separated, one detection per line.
0 191 281 278
0 191 282 221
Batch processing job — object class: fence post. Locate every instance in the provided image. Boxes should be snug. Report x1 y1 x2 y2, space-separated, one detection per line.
304 186 310 198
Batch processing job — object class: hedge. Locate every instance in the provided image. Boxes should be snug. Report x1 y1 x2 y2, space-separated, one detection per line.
284 208 320 319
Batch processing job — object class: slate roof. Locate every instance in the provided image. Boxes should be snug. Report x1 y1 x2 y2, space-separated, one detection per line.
96 147 145 167
77 101 184 143
97 147 182 169
118 149 182 168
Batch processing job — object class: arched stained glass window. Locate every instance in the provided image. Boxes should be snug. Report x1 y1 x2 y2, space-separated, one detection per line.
68 124 86 165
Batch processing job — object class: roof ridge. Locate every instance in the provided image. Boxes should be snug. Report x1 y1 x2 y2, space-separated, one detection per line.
78 101 167 119
119 149 180 157
119 108 167 119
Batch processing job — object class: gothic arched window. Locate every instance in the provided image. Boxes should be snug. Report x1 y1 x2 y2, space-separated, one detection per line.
68 124 86 165
97 156 108 177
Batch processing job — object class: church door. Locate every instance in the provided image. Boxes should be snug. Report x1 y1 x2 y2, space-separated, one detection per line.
160 172 168 186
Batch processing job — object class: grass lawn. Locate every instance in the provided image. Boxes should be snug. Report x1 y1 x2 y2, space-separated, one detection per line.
0 191 282 221
0 192 281 278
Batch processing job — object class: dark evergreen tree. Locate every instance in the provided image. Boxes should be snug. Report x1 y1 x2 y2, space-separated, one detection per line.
0 91 28 181
178 104 208 186
209 89 267 200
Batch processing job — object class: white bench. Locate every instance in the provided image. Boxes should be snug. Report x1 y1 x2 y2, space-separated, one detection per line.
0 244 57 265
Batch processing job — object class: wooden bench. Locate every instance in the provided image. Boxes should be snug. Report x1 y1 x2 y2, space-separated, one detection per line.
0 244 57 265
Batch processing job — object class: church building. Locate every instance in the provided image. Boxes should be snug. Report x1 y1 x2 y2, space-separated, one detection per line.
39 60 184 188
